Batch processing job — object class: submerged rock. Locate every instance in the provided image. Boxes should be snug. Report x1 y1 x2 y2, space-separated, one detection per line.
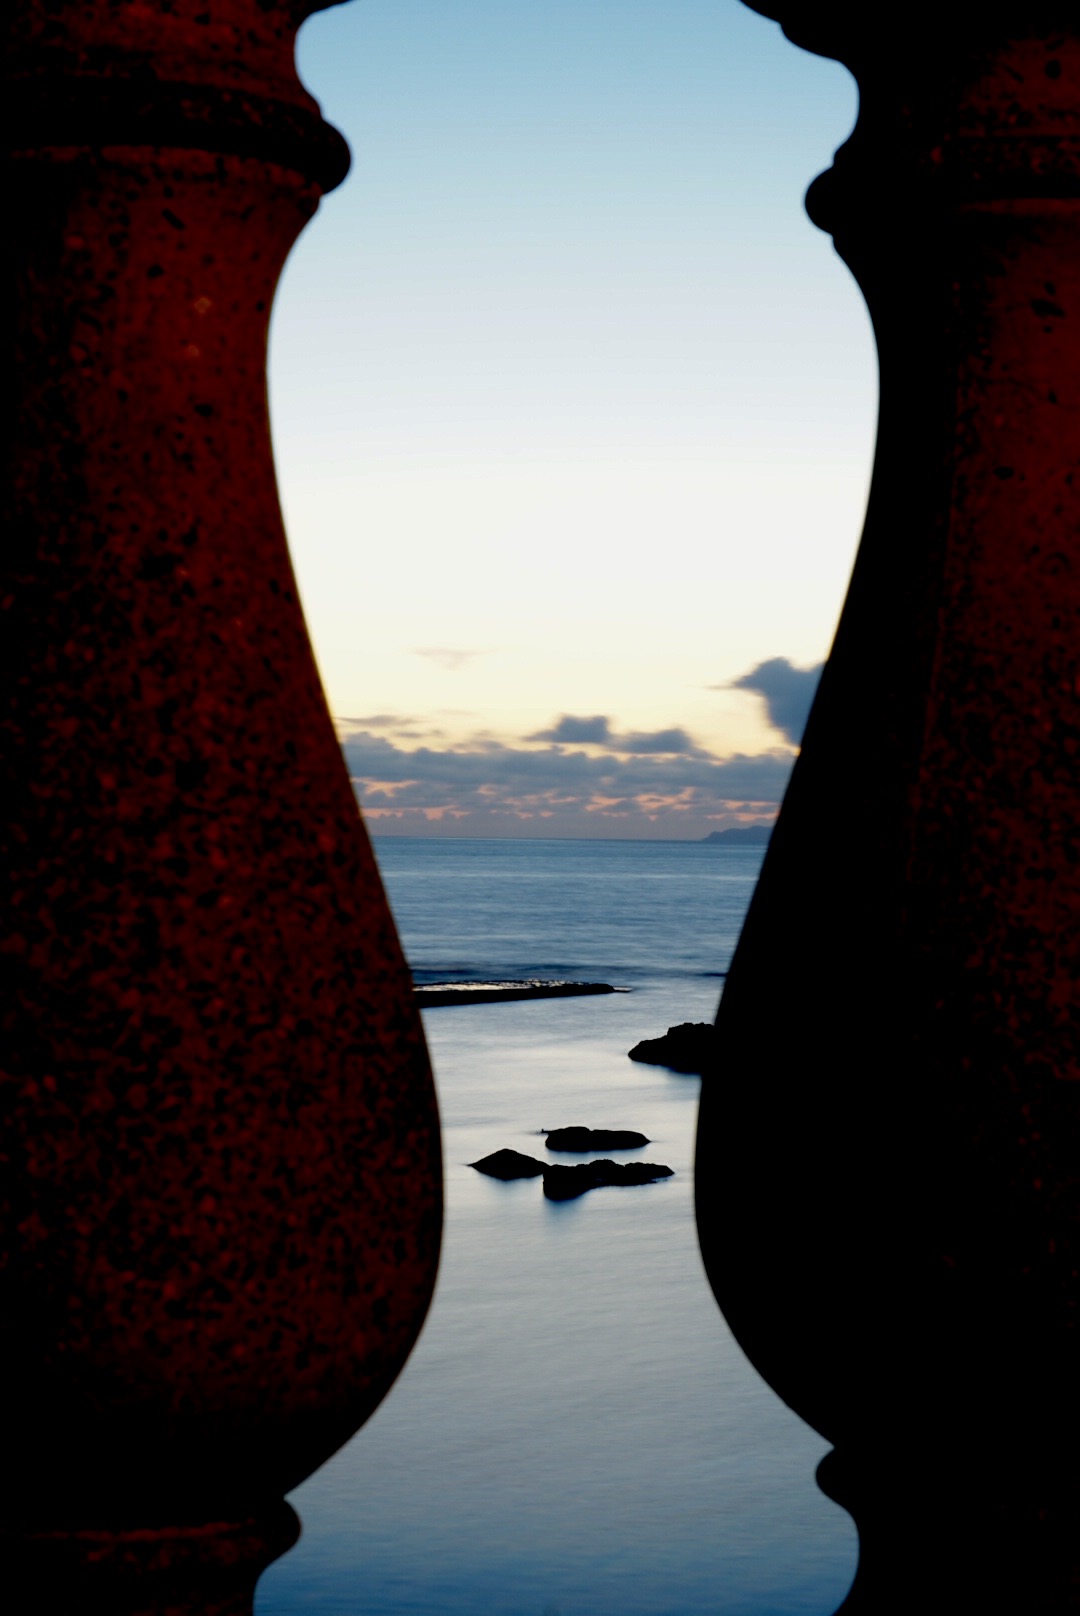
543 1126 649 1152
470 1148 546 1180
542 1160 674 1201
628 1023 717 1075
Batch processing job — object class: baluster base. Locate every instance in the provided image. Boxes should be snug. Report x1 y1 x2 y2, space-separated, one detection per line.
819 1449 1079 1615
5 1502 299 1616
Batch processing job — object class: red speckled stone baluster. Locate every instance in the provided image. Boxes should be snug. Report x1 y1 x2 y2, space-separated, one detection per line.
3 3 441 1611
698 5 1080 1611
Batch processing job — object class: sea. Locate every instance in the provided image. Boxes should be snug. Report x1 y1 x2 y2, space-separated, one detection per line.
256 836 858 1616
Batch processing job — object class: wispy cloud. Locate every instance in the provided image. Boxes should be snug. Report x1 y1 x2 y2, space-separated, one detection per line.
722 657 824 746
336 713 417 730
335 713 447 743
413 647 490 672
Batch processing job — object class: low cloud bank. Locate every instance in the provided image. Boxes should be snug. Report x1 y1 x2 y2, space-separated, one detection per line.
335 651 824 837
337 718 792 839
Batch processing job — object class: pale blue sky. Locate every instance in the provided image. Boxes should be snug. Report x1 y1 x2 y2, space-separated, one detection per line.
269 0 876 836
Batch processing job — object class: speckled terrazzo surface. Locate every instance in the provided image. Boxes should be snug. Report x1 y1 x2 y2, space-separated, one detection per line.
4 0 441 1565
696 15 1080 1609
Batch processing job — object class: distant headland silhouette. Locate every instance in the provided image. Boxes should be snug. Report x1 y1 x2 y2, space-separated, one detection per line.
700 825 773 845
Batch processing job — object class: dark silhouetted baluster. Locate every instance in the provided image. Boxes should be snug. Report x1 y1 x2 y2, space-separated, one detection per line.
3 3 441 1610
698 7 1080 1611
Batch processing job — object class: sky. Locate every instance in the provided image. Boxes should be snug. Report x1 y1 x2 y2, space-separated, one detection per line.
268 0 877 838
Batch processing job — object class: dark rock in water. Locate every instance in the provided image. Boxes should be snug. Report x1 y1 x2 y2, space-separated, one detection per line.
470 1149 546 1180
416 980 621 1007
543 1126 649 1152
628 1022 717 1075
542 1160 674 1201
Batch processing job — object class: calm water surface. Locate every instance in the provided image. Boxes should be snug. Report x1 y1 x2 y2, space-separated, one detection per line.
256 837 857 1615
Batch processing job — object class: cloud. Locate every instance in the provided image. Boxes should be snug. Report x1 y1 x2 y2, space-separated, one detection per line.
529 715 612 745
527 715 707 756
339 726 792 837
413 647 489 672
727 657 823 746
336 713 417 730
617 727 703 756
335 713 447 743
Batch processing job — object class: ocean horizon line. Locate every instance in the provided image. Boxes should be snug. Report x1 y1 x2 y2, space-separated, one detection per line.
368 828 774 846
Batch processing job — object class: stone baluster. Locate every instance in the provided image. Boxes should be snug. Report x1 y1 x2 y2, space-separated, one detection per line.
698 6 1080 1611
4 3 441 1611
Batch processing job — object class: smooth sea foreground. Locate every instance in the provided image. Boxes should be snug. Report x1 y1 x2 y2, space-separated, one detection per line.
256 837 858 1615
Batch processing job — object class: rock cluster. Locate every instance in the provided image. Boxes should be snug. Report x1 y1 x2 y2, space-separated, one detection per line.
470 1128 672 1201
